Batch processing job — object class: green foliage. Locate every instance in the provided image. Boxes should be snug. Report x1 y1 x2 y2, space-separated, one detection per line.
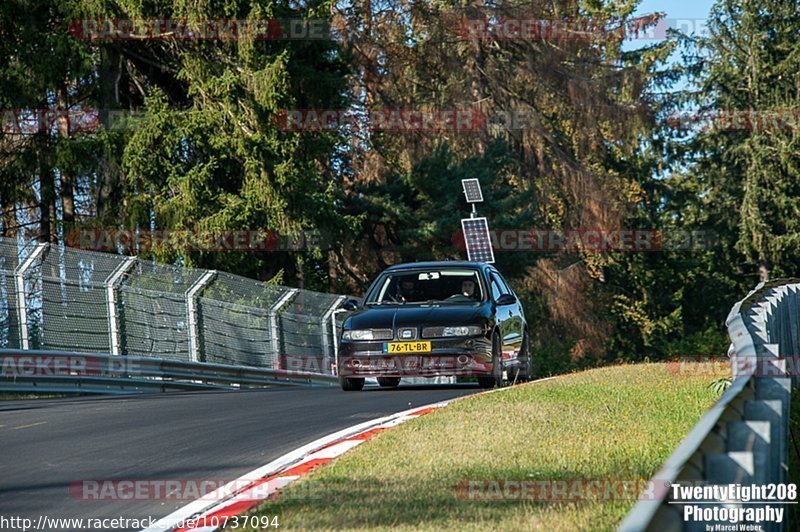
708 377 732 395
670 0 800 281
659 327 730 359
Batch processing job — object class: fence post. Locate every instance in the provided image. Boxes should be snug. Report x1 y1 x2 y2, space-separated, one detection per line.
322 296 345 374
186 270 216 362
14 243 48 350
268 288 297 368
331 307 349 376
105 256 137 355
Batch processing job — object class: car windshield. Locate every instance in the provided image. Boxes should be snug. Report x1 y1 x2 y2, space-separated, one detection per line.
366 269 484 305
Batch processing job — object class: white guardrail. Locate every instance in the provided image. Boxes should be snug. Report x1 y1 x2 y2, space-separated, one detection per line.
619 279 798 532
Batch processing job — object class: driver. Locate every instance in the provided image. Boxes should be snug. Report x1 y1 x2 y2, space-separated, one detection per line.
398 279 417 302
461 279 477 299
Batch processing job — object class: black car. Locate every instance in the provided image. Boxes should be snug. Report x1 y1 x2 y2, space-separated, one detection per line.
336 261 530 391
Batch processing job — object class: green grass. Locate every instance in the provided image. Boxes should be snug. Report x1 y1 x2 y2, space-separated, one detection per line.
233 363 721 531
0 393 67 400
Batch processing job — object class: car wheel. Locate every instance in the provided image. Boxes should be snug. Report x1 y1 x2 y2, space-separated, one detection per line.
477 333 503 389
339 376 365 391
377 377 401 388
510 332 531 384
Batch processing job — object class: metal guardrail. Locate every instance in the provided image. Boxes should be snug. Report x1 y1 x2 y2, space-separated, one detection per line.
0 348 338 395
619 280 797 532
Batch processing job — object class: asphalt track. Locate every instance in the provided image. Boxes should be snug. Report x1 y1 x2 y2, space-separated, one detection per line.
0 383 481 531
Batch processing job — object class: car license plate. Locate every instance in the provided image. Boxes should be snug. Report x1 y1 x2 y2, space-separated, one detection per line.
383 341 431 354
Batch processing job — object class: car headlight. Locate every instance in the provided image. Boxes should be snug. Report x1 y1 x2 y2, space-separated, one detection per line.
422 325 483 338
342 329 393 341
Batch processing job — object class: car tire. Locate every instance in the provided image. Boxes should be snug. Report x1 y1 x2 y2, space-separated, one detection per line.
339 376 365 391
377 377 401 388
510 331 532 384
477 333 503 389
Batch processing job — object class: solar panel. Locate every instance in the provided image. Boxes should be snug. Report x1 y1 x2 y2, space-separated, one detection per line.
461 217 495 263
461 178 484 203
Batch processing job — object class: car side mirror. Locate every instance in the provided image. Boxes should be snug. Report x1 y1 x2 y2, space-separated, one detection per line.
342 298 360 311
495 294 517 306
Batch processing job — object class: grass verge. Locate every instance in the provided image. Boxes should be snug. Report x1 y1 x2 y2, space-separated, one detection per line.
233 363 721 531
0 392 67 400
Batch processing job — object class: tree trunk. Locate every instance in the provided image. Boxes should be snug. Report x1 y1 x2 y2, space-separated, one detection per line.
56 85 75 227
38 148 57 244
328 250 338 293
96 47 122 223
295 254 305 289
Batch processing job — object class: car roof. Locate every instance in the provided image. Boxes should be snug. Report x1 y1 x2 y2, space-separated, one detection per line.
384 261 493 272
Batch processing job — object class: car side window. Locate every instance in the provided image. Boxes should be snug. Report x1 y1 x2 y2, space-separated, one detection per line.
494 272 513 296
489 273 507 300
491 272 511 301
490 279 501 300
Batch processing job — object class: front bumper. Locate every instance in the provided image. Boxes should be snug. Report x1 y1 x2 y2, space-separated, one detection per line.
336 336 492 378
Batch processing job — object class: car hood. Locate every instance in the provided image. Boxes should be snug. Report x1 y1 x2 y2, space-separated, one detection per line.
345 303 489 330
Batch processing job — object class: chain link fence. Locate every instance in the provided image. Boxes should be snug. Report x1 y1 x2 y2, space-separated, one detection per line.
0 237 351 376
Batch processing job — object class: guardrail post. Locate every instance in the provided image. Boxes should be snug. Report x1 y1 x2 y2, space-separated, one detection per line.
785 286 800 388
14 243 48 350
706 451 760 484
754 377 791 484
744 400 783 485
268 288 297 368
186 270 216 362
321 296 345 374
726 420 771 481
105 256 137 355
332 308 349 376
